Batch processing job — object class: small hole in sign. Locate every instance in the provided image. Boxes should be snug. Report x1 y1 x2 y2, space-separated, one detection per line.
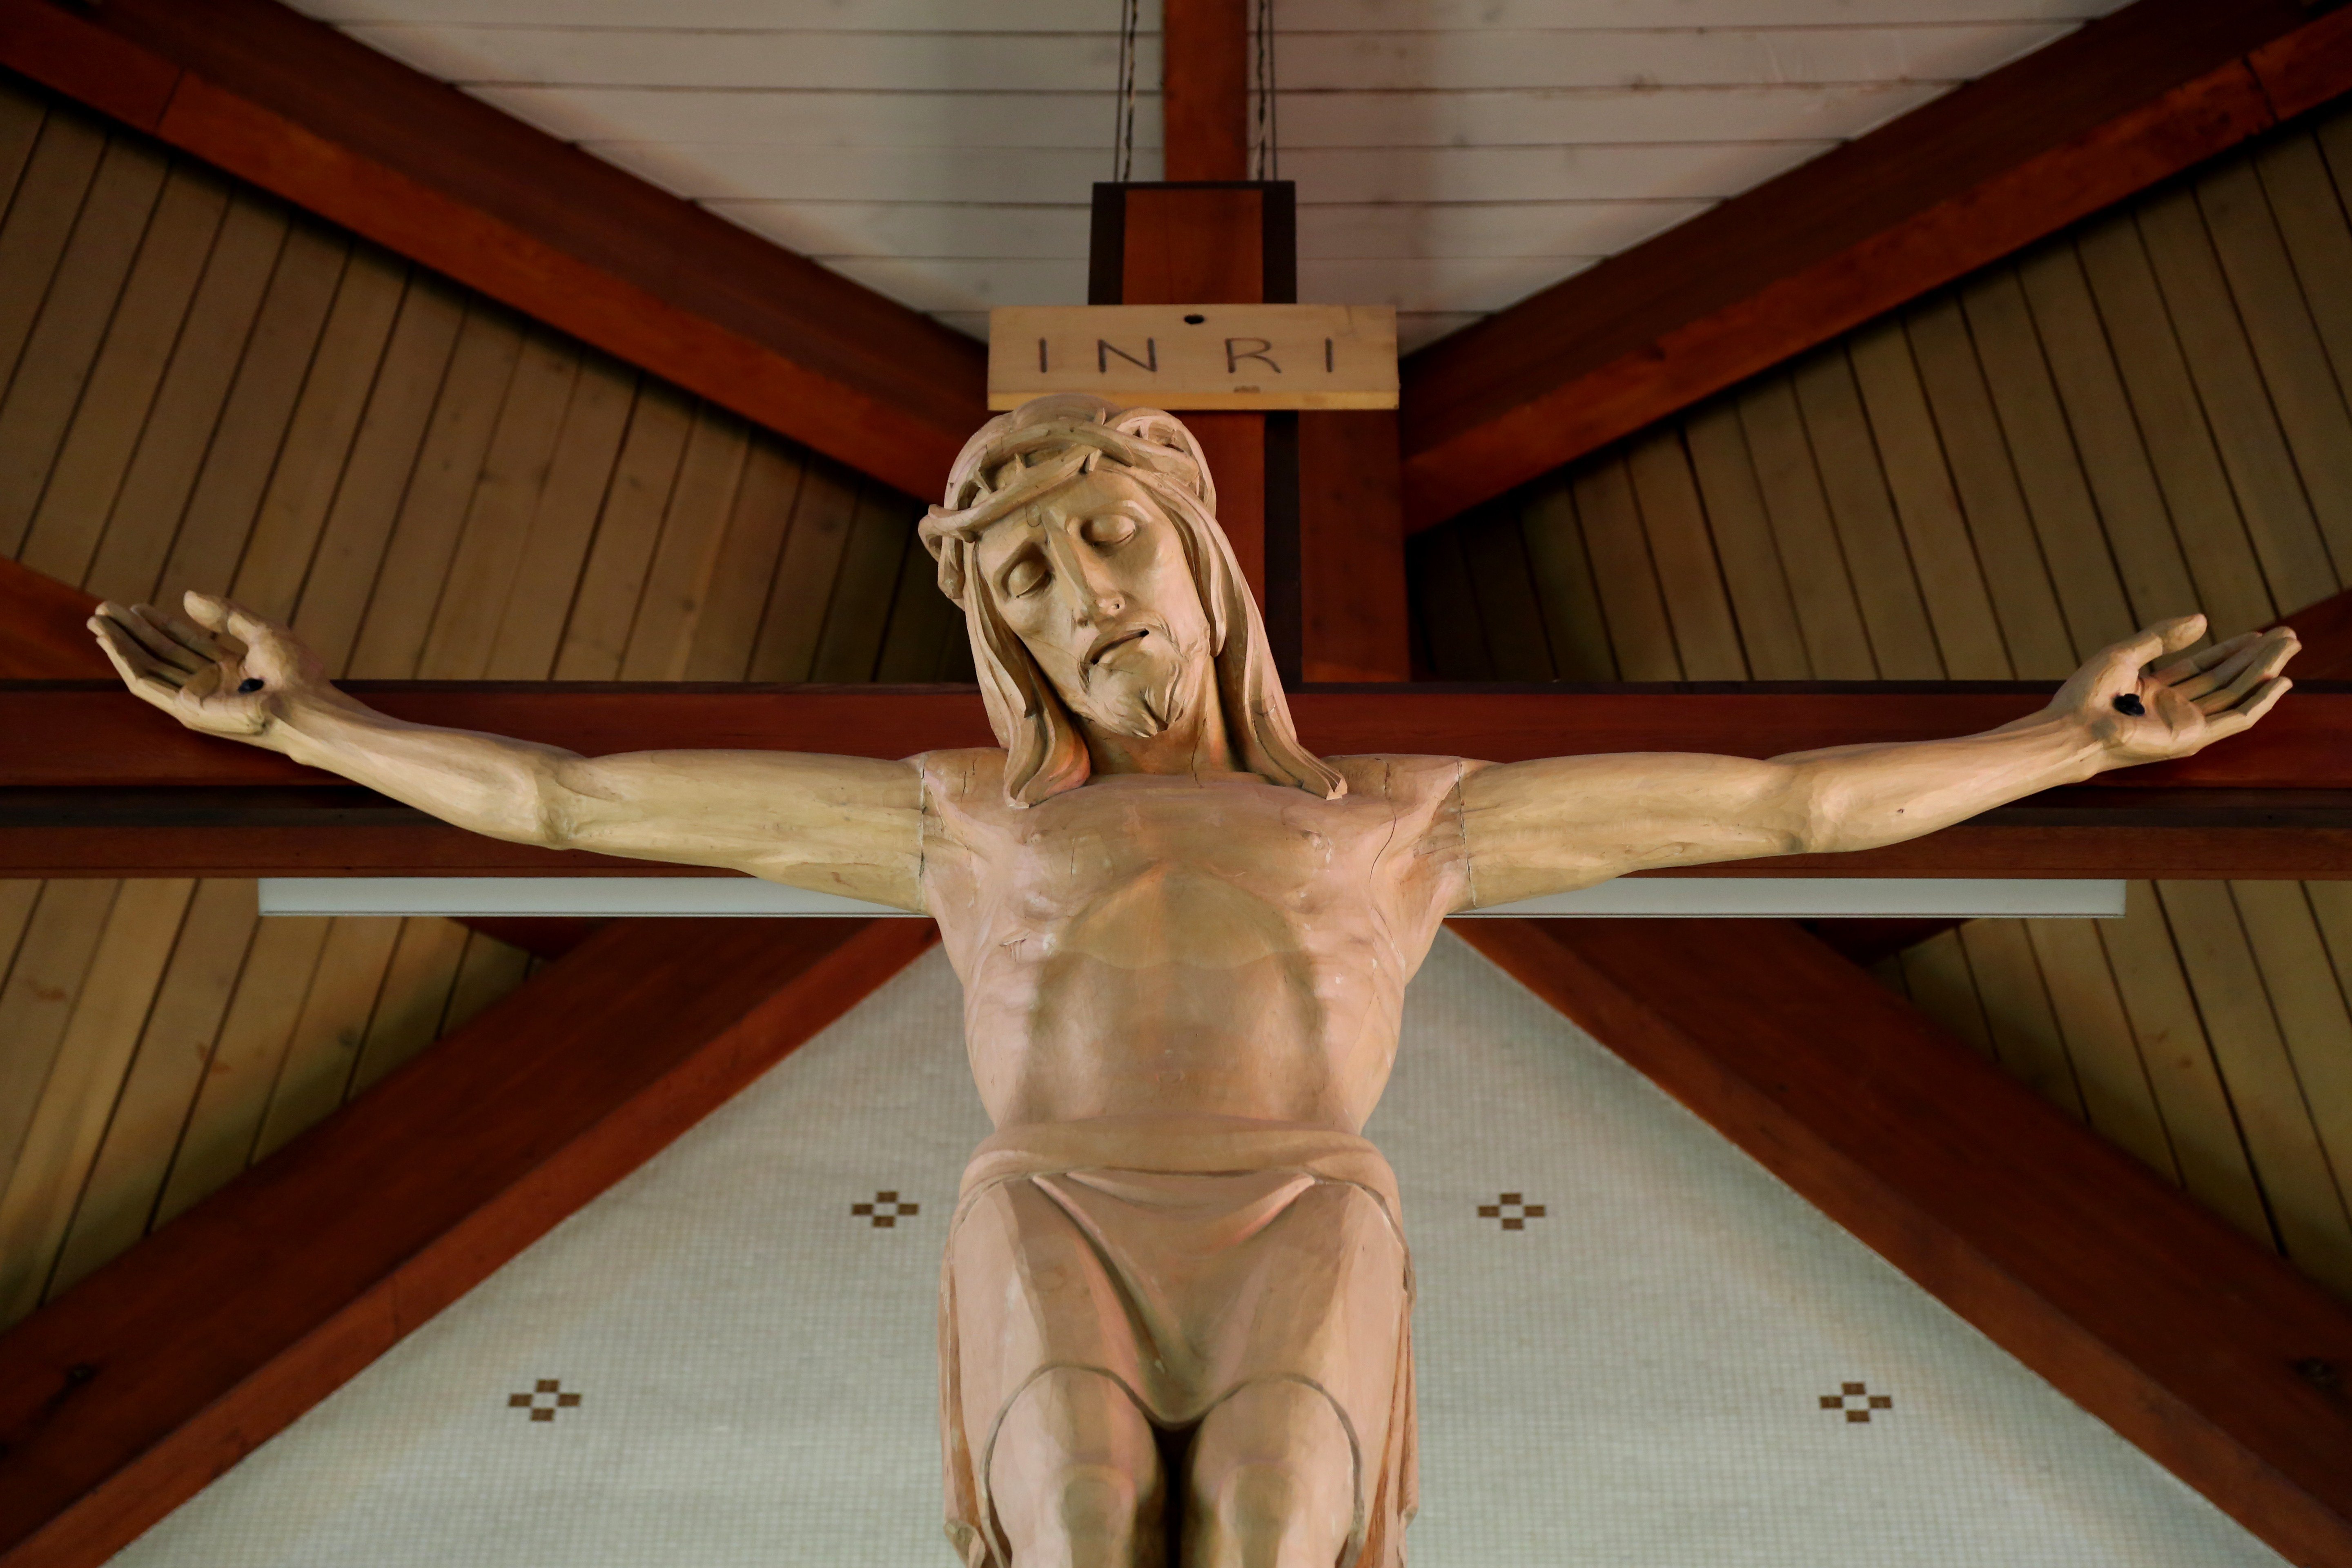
1183 314 1205 324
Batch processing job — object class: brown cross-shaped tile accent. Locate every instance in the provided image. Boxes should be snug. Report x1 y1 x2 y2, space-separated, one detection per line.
851 1190 920 1228
1476 1193 1546 1231
1819 1381 1895 1423
508 1377 584 1423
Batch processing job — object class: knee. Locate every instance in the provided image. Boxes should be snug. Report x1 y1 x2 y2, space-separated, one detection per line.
991 1368 1163 1562
1188 1383 1355 1564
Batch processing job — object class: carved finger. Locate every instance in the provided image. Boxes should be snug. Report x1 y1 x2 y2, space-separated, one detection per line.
90 619 188 711
2203 676 2292 738
2169 635 2265 704
2198 633 2299 714
178 591 252 659
91 611 187 686
2151 630 2256 689
113 603 209 675
2105 616 2203 680
151 603 238 664
187 590 273 653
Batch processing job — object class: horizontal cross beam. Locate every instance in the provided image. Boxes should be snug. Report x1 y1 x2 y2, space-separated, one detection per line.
5 684 2345 880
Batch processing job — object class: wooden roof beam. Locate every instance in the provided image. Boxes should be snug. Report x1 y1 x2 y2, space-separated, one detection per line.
0 0 987 501
1398 0 2352 532
0 915 935 1568
1456 916 2352 1566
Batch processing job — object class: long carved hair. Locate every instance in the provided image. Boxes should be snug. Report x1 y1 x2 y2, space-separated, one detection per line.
918 394 1344 808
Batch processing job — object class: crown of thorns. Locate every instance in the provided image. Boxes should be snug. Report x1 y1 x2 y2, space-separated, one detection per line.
918 401 1213 603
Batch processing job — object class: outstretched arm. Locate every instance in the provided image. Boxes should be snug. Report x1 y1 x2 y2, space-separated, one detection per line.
1456 615 2296 909
92 593 926 911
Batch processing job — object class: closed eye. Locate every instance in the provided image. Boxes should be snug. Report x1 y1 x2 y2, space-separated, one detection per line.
1080 513 1137 546
1003 555 1049 597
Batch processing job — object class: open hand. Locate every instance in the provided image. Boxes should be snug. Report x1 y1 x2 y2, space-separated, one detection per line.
88 592 332 742
2052 614 2296 766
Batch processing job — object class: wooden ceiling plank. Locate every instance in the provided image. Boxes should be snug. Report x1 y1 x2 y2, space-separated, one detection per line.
1397 0 2352 532
1453 915 2352 1566
0 0 986 502
0 914 935 1568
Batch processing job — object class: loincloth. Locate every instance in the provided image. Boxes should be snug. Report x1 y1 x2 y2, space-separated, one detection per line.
939 1114 1416 1568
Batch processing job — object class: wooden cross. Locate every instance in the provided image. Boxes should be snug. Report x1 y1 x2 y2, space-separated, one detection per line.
1 4 2350 1566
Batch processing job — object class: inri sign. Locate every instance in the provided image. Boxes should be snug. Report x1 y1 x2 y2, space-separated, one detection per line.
987 304 1399 411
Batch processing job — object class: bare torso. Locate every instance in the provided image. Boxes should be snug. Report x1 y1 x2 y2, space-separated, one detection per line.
918 751 1470 1133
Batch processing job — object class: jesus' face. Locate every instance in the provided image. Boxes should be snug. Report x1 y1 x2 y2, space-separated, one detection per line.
971 467 1215 739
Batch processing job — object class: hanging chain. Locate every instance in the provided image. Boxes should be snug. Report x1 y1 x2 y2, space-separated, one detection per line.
1253 0 1278 180
1113 0 1142 182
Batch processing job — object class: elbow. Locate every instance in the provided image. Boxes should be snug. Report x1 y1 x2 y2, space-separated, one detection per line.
1777 771 1840 857
522 765 580 849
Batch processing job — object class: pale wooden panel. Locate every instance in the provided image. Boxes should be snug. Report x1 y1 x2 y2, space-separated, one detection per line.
2231 884 2352 1227
1958 267 2138 660
2158 880 2352 1298
349 918 470 1093
1733 374 1881 678
1407 524 1492 680
0 881 192 1327
0 882 120 1189
2024 919 2176 1180
1680 401 1809 679
1894 929 1995 1060
151 914 332 1227
414 328 584 679
0 136 169 557
1905 296 2076 677
292 274 468 671
45 880 260 1298
1625 428 1745 679
441 931 532 1035
1456 503 1557 681
2073 210 2278 636
2260 133 2352 440
874 521 967 684
231 248 411 621
2098 881 2276 1247
1956 919 2083 1119
156 222 351 607
683 437 808 681
1517 477 1618 682
2013 241 2206 631
619 405 751 679
809 483 922 683
2138 187 2341 612
343 304 524 678
2195 159 2352 598
1784 348 1942 678
552 381 695 680
746 455 861 683
1846 318 2010 677
251 917 403 1161
83 194 293 606
1569 456 1680 680
0 109 106 399
18 165 228 588
481 355 639 679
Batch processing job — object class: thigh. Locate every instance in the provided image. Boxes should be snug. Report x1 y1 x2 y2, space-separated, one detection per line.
991 1368 1167 1568
1183 1380 1357 1568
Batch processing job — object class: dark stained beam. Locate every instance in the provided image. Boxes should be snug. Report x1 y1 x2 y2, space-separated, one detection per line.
1297 410 1411 682
0 558 102 679
2279 586 2352 680
1162 0 1249 182
0 0 987 501
7 683 2341 791
1454 916 2352 1567
1398 0 2352 532
0 915 935 1568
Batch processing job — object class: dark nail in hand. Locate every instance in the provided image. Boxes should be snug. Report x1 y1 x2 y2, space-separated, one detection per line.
2113 693 2145 717
238 677 265 695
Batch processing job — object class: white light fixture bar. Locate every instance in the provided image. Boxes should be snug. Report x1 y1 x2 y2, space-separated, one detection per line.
259 877 2124 920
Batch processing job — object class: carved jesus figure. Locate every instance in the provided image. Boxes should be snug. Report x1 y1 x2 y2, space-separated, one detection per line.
93 395 2296 1568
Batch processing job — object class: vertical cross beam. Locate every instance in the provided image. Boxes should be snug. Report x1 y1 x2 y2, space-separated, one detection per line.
1162 0 1250 181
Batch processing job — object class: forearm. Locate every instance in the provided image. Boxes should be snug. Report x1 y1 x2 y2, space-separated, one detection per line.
1777 711 2109 854
263 690 576 846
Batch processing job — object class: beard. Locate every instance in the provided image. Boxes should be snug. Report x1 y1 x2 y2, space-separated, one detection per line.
1074 629 1190 738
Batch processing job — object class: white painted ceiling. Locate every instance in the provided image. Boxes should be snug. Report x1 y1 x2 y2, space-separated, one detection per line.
286 0 2130 352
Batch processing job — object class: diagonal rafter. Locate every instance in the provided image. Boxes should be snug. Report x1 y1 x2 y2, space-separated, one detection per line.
0 0 987 501
1454 915 2352 1567
0 915 935 1568
1399 0 2352 531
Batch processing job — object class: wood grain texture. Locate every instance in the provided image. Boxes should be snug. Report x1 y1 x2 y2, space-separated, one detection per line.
1453 915 2352 1568
1160 0 1248 183
1397 0 2330 531
0 916 935 1568
0 556 102 678
0 0 987 501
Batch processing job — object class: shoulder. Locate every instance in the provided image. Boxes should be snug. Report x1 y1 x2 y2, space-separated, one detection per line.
1327 753 1476 804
